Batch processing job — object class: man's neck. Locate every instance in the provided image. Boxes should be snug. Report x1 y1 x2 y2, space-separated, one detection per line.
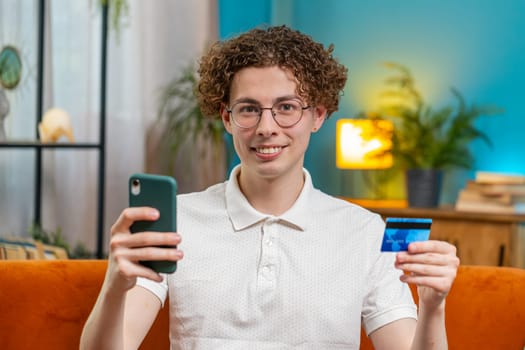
238 167 305 216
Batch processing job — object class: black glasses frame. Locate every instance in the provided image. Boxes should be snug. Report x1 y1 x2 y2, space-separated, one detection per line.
226 99 311 129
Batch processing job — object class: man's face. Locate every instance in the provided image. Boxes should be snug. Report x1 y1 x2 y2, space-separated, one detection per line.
221 66 326 183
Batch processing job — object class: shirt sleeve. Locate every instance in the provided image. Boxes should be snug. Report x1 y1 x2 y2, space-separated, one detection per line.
361 216 418 335
136 274 169 307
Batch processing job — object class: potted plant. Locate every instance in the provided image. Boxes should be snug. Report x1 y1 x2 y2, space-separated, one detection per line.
368 62 503 207
99 0 129 38
153 62 227 192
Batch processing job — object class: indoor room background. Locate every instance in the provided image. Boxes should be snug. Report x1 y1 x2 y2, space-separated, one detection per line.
1 0 523 257
219 0 525 203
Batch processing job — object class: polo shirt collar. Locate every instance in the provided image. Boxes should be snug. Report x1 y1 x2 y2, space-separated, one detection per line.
225 165 314 231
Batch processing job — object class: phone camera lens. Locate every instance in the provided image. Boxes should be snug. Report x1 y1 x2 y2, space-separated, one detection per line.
131 178 141 195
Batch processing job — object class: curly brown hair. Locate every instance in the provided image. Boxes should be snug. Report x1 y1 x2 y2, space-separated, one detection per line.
196 25 348 119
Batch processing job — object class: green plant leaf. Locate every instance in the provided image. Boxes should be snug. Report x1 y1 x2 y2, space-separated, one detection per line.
367 62 503 170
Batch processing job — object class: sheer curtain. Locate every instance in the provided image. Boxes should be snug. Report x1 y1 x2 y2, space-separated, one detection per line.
0 0 39 238
0 0 217 256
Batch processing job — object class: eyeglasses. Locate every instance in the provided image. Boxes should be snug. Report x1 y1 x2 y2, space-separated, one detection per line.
226 98 311 129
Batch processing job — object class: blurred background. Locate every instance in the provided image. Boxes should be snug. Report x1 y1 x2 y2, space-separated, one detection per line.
1 0 523 257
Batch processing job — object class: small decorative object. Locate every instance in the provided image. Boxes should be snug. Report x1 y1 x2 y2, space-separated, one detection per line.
366 62 503 207
0 45 22 90
0 89 9 141
0 45 23 141
38 108 75 143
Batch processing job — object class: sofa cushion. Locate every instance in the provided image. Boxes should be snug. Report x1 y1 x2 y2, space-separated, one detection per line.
0 260 523 349
0 260 168 349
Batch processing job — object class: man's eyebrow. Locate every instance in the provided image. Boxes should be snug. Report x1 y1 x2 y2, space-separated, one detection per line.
231 95 302 105
231 97 259 105
274 95 302 103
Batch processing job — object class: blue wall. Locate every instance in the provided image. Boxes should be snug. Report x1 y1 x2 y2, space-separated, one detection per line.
218 0 525 204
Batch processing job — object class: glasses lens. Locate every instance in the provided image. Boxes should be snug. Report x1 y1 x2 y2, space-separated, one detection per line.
272 99 304 127
231 103 260 128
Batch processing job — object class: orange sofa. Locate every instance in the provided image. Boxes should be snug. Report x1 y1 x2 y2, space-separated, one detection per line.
0 260 524 349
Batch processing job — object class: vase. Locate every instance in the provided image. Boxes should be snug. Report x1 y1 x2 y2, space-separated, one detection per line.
405 169 443 208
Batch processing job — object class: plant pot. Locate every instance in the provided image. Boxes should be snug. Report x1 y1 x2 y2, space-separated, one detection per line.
405 169 443 208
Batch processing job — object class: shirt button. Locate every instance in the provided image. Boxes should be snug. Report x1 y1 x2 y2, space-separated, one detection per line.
262 265 275 280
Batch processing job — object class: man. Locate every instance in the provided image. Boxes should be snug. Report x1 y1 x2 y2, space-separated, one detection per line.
81 25 459 350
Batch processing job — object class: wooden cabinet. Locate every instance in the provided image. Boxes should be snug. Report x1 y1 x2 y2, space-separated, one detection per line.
352 203 525 268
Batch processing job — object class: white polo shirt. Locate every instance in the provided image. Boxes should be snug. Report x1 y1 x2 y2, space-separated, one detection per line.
137 166 417 349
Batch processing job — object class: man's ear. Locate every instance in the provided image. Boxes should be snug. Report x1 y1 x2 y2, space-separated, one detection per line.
220 104 233 134
312 105 327 132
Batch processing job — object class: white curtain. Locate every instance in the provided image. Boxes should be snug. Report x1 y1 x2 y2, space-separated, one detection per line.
0 0 39 238
0 0 218 257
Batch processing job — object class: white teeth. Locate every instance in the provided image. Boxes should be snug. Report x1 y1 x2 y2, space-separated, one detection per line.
256 146 281 154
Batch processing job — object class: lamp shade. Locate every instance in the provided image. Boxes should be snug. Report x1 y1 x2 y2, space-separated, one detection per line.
336 119 393 169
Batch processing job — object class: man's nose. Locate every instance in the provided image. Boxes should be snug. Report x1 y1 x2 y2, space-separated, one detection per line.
256 108 279 134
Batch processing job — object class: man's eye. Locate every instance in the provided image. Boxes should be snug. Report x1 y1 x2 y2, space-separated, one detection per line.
275 101 300 112
238 105 260 114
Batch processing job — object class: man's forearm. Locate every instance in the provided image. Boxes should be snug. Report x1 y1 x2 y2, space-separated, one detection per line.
80 286 127 350
411 302 448 350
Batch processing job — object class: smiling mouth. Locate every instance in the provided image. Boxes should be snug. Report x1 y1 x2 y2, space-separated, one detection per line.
255 146 282 154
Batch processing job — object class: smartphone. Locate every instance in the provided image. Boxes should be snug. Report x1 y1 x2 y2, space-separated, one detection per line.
128 173 178 273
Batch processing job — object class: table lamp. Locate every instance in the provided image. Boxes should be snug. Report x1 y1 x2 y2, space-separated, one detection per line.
336 118 403 207
336 118 393 169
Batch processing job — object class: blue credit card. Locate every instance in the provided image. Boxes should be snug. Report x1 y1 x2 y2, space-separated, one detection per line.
380 217 432 252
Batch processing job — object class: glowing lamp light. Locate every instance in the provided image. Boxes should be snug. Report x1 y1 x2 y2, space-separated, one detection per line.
336 119 393 169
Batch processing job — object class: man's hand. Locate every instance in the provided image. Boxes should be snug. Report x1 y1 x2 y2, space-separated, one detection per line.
106 207 183 293
395 240 459 309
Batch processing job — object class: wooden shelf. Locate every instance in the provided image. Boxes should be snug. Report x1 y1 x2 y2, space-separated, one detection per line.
369 206 525 224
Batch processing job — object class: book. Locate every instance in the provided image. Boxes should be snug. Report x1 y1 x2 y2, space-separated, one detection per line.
455 199 525 214
475 171 525 185
0 236 63 260
465 180 525 196
455 175 525 214
457 189 513 205
0 243 28 259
